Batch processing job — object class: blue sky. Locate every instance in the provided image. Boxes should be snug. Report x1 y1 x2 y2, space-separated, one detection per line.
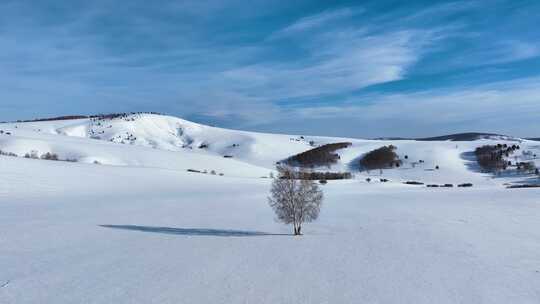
1 0 540 137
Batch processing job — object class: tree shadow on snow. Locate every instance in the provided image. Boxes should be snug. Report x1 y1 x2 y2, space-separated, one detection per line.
461 151 538 180
99 225 290 237
507 176 540 186
347 153 365 172
460 151 483 173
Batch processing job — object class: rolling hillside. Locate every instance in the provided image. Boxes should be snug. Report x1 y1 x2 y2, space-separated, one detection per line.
2 113 540 304
1 113 538 185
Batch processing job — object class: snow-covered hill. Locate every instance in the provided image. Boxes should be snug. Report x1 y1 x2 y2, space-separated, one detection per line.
1 113 539 185
2 113 540 304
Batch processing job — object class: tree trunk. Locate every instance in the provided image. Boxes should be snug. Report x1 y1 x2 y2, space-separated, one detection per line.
294 223 302 235
293 224 302 236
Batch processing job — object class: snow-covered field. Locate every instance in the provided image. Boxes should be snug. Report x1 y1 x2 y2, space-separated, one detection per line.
1 114 540 303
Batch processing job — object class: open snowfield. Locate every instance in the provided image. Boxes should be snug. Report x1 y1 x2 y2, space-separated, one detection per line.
1 114 540 303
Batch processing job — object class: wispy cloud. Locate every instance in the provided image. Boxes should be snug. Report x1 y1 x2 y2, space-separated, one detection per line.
0 1 539 136
0 3 436 124
286 77 540 137
271 7 359 39
486 41 540 64
223 29 431 100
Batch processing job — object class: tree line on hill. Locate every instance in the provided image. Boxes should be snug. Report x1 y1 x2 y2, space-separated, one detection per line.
285 171 352 180
475 144 517 172
283 142 352 167
474 144 537 174
5 112 162 123
359 145 401 171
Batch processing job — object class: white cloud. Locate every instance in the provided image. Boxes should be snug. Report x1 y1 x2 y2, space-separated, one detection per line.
1 1 539 138
491 41 540 64
271 7 358 38
0 3 449 125
288 77 540 136
221 29 433 100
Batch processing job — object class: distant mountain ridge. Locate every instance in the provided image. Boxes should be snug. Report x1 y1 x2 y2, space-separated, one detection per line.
416 132 517 141
376 132 520 142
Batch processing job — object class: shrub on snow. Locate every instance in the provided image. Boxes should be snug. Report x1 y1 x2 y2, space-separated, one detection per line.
41 152 59 161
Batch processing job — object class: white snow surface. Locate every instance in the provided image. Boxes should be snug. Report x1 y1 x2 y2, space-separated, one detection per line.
1 113 540 303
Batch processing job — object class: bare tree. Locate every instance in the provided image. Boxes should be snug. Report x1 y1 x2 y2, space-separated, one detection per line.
268 166 323 235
